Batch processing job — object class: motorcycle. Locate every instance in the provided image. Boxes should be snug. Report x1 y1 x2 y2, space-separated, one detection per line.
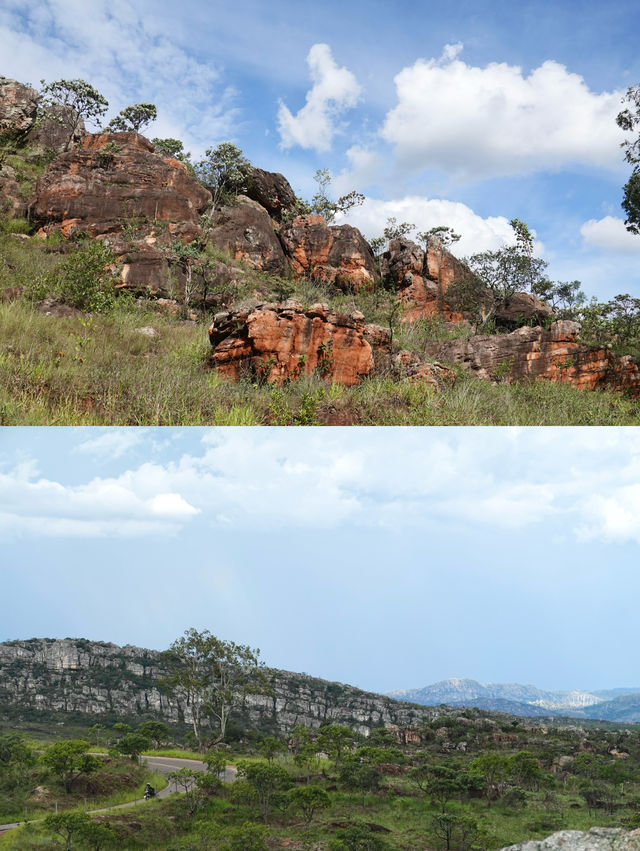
143 786 156 800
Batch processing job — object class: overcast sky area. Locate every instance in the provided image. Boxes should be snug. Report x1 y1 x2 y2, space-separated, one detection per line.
1 0 640 299
3 426 640 695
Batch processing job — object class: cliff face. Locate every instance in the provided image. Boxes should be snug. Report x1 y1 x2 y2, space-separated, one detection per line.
0 638 441 737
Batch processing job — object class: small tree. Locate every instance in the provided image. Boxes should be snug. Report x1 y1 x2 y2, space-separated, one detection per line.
115 732 150 761
204 748 228 778
237 760 292 824
136 720 169 749
194 142 251 208
43 812 95 851
257 736 287 763
307 168 364 224
41 740 100 793
152 137 192 167
106 103 157 133
317 724 354 765
39 78 109 150
383 217 415 241
288 785 331 828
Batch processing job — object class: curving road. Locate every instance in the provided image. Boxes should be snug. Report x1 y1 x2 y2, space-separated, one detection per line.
0 755 236 835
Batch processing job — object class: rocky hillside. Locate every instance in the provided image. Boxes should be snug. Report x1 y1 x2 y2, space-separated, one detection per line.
2 74 640 399
0 637 478 738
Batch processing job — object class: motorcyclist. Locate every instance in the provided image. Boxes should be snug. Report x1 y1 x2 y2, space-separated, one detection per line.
144 783 155 799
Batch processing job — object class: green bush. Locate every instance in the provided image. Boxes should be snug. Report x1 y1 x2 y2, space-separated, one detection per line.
49 241 118 311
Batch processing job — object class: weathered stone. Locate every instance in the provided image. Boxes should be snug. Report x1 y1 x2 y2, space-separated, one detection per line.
27 105 85 152
500 828 640 851
279 214 378 292
207 199 288 274
246 166 297 220
0 163 26 217
423 321 640 395
382 237 463 322
30 132 211 240
393 350 456 389
494 292 554 330
0 77 38 141
364 323 392 353
208 300 374 385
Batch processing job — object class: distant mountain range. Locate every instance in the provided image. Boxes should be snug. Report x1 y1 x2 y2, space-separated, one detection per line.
388 678 640 722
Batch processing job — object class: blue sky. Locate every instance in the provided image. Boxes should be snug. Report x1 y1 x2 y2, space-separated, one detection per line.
3 427 640 694
2 0 640 299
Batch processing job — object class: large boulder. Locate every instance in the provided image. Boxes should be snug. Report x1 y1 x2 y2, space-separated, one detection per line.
208 300 374 385
279 214 378 292
0 77 38 142
207 197 288 274
29 132 211 240
27 105 85 153
246 166 297 221
501 828 640 851
424 320 640 395
493 291 554 330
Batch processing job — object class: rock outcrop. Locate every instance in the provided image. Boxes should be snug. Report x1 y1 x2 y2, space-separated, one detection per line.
29 132 211 240
493 292 554 330
501 829 640 851
246 166 297 221
424 321 640 395
208 300 374 385
0 637 463 738
0 77 38 141
382 236 465 322
279 214 378 292
207 197 288 274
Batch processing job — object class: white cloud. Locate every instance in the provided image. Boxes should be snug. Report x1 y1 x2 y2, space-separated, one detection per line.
0 1 238 155
277 43 362 152
381 45 625 180
5 428 640 545
581 216 640 254
337 195 516 255
75 430 145 459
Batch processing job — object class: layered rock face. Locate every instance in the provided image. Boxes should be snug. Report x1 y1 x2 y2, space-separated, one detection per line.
30 132 211 240
424 321 640 395
207 197 288 274
279 214 378 292
0 638 445 738
501 829 640 851
208 300 374 385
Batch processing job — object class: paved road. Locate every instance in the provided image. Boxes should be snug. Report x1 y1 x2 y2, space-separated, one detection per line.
0 755 236 835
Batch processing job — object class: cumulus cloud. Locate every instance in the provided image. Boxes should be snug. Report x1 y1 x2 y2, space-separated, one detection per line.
75 430 145 459
381 44 625 180
277 43 361 152
6 428 640 545
337 195 515 256
581 216 640 254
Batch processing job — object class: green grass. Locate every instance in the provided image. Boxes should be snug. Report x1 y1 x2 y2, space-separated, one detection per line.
2 297 639 425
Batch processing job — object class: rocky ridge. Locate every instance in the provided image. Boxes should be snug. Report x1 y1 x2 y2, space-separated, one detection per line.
500 829 640 851
0 638 523 739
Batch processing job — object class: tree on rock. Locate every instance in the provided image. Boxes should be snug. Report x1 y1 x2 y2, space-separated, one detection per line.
195 142 251 208
107 103 157 133
39 78 109 150
162 628 266 751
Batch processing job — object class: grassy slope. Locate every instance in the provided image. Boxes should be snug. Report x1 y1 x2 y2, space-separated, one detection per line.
1 232 640 425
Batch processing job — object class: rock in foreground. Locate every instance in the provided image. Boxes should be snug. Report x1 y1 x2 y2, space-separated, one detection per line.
501 828 640 851
208 300 374 385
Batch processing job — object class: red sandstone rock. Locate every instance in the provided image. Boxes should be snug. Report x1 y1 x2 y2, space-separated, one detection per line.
0 77 38 140
393 350 456 389
493 291 554 329
423 320 640 395
208 300 374 385
29 132 211 240
207 198 288 274
279 214 378 292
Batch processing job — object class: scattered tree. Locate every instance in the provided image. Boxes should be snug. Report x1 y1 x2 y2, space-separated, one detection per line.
136 720 170 749
617 85 640 234
162 627 266 751
39 78 109 150
106 102 157 133
115 732 150 761
317 724 355 764
237 760 292 824
40 739 100 793
194 142 251 208
288 785 331 828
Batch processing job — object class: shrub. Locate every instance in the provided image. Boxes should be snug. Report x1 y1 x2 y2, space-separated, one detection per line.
48 241 118 311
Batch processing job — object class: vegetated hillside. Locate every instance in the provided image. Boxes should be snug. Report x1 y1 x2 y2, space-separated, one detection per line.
388 679 640 723
5 639 640 850
3 74 640 425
